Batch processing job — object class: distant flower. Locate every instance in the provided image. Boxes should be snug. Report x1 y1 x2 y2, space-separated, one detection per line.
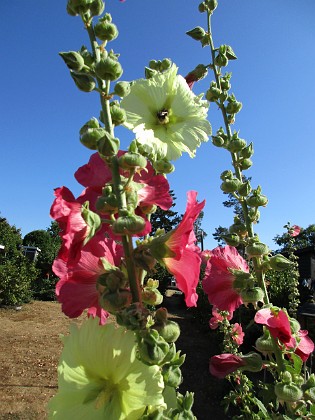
202 246 248 315
210 354 246 379
290 225 301 237
209 306 232 330
149 191 205 306
48 318 165 419
121 64 211 161
254 307 296 349
53 231 123 324
295 330 314 362
231 323 244 346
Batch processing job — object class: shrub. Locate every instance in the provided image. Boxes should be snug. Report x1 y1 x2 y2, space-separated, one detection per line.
0 255 38 306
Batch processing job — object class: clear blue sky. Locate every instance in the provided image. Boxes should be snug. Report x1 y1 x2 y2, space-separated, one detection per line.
1 1 314 251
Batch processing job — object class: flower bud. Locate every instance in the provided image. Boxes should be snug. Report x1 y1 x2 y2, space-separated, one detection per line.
95 194 118 214
226 97 242 114
116 302 150 331
241 352 263 373
98 269 127 292
186 26 206 41
154 320 181 343
95 57 123 81
144 67 157 79
140 204 157 215
206 82 221 102
97 131 120 157
247 188 268 207
269 254 292 271
237 181 251 197
90 0 105 16
100 289 132 313
275 382 303 403
118 152 147 171
138 329 170 365
214 53 228 67
142 287 163 306
245 241 270 258
70 71 96 92
240 142 254 159
198 2 207 13
162 365 182 387
59 51 85 71
240 287 265 307
227 136 246 153
302 374 315 391
239 158 253 170
114 81 131 98
221 233 240 247
229 219 247 237
220 178 241 193
212 135 225 147
94 19 119 42
161 58 172 71
80 127 106 150
67 0 92 15
79 46 94 67
153 159 175 174
248 208 260 223
110 103 126 126
133 246 157 272
255 328 274 355
112 214 146 235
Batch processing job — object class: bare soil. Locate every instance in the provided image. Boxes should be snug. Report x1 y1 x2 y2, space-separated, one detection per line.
0 298 229 420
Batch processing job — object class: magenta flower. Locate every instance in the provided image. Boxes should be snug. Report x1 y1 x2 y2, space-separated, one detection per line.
210 354 246 379
295 330 314 362
231 323 245 346
149 191 205 307
254 307 296 349
202 246 248 315
290 225 301 237
50 187 89 264
53 231 123 324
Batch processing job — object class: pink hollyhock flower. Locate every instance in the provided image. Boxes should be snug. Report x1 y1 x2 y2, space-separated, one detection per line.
210 354 246 379
290 225 301 237
50 187 89 264
254 307 296 349
202 246 248 316
149 191 205 307
53 231 123 324
231 323 245 346
209 306 232 330
295 330 314 362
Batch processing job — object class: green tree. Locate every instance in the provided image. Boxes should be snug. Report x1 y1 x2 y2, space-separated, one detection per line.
0 217 38 305
273 223 315 252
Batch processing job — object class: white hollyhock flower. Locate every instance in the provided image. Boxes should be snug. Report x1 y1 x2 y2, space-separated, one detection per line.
121 65 211 161
48 318 165 419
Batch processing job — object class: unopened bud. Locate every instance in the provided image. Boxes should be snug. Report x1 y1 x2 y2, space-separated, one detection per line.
269 254 292 271
70 71 96 92
100 289 132 313
97 131 120 157
95 57 123 81
118 152 147 170
59 51 85 71
94 19 119 42
186 26 206 41
112 214 146 235
114 81 131 98
153 159 175 174
138 329 170 365
90 0 105 16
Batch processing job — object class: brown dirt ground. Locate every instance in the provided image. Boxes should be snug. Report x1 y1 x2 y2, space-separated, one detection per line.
0 298 229 420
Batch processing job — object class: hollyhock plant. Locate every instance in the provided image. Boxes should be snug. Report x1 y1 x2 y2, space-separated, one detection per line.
290 225 301 237
121 64 212 161
149 190 205 307
202 246 249 315
254 307 296 349
53 230 123 324
231 323 245 346
48 318 165 419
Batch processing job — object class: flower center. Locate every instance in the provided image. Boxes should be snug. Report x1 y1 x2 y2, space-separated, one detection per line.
94 381 117 409
156 108 169 125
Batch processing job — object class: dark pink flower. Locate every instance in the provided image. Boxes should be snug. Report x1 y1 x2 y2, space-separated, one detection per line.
202 246 248 315
209 306 232 330
231 323 245 346
53 231 123 324
254 307 296 348
149 191 205 307
295 330 314 362
50 187 89 264
290 225 301 237
210 354 246 379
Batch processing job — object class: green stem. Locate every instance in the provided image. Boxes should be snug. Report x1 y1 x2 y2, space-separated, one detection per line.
85 18 141 304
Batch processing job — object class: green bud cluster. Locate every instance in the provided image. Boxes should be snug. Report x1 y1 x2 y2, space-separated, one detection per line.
94 14 119 42
67 0 105 17
145 58 172 79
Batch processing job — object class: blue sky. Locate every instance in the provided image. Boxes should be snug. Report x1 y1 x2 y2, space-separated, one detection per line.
1 1 314 251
